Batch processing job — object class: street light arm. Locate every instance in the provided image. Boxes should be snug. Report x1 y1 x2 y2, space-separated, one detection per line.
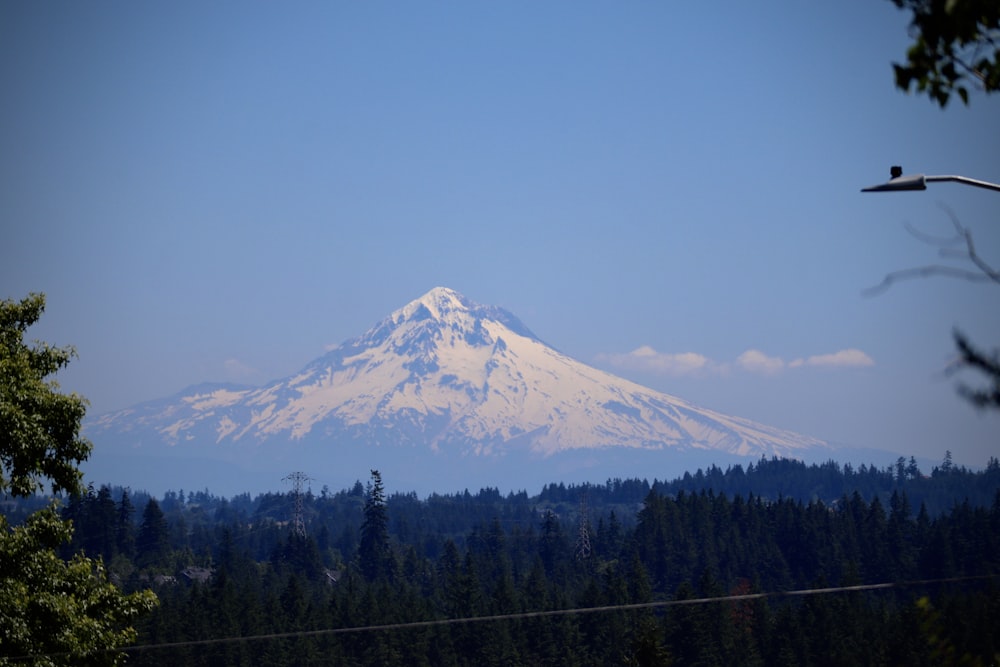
862 169 1000 193
924 175 1000 193
861 174 927 192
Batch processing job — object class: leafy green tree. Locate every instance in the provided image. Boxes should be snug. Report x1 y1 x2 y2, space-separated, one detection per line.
0 293 157 666
889 0 1000 106
0 293 91 496
0 509 158 666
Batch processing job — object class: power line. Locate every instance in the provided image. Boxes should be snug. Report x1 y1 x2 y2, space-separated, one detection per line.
5 574 994 662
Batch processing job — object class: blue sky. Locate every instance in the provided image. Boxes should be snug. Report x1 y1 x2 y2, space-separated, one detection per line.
2 1 997 471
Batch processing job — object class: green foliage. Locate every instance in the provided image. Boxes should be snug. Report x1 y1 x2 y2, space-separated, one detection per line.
0 293 157 666
0 507 158 666
890 0 1000 106
0 294 91 497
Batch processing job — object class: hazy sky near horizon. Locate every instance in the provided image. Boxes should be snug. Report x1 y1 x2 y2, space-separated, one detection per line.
2 2 998 470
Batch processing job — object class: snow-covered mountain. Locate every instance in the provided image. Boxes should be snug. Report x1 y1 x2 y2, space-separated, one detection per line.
84 287 831 495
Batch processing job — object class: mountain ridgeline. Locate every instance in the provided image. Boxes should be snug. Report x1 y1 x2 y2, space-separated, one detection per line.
84 287 840 496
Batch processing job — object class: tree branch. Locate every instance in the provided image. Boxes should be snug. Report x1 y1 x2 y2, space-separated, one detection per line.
941 207 1000 285
950 330 1000 410
865 206 1000 295
863 265 994 296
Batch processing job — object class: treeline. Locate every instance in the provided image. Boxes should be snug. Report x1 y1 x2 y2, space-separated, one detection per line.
0 455 996 664
45 454 998 574
538 453 1000 517
15 455 995 665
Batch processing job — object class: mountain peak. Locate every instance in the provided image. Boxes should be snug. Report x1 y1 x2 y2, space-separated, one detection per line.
86 289 833 495
381 287 539 342
394 287 471 323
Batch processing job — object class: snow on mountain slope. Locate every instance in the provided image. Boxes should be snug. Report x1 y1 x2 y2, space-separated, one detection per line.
87 287 828 460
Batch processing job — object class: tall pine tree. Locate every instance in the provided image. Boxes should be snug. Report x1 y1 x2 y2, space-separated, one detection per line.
358 470 393 581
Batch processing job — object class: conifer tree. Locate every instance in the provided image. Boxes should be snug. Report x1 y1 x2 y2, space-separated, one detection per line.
358 469 392 581
136 498 170 569
116 489 135 559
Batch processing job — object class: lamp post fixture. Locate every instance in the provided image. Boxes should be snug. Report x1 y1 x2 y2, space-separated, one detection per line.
862 166 1000 193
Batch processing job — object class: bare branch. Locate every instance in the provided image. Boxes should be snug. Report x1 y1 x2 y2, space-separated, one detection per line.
863 265 994 296
871 207 1000 411
866 206 1000 294
940 206 1000 285
901 220 963 246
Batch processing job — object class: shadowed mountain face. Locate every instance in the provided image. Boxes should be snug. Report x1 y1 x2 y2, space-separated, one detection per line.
84 287 831 495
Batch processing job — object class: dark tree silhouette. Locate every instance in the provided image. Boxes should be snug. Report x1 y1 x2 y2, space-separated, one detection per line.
889 0 1000 106
358 469 393 581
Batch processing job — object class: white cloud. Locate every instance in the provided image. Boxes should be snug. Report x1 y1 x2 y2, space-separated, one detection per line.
597 345 723 377
736 349 785 375
790 348 875 368
599 345 875 378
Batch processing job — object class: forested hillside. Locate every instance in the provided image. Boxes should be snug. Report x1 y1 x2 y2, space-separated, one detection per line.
5 456 1000 665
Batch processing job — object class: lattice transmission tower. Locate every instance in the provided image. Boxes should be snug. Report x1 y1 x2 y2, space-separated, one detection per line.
283 471 312 537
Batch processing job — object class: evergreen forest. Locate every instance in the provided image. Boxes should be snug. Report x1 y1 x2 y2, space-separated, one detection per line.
5 455 1000 666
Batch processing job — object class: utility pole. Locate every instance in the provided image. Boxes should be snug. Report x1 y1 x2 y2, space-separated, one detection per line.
283 472 312 538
